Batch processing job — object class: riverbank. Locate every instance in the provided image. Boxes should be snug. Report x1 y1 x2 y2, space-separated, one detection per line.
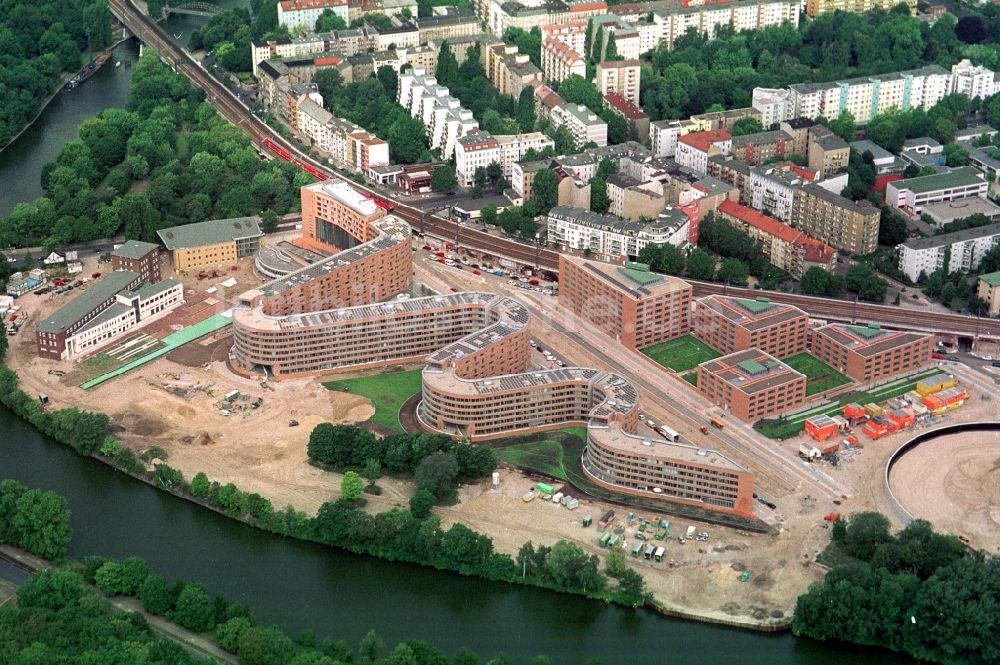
0 36 131 156
0 543 238 664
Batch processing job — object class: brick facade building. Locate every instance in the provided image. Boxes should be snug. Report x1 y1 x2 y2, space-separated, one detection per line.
697 349 807 422
693 295 808 358
810 324 933 384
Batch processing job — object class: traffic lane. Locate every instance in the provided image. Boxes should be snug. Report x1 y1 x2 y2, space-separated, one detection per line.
0 556 31 586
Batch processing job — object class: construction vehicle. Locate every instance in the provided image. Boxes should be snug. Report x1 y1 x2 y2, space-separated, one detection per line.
709 417 724 430
598 510 615 529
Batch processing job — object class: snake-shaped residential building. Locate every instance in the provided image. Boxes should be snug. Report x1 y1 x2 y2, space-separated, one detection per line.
230 182 753 517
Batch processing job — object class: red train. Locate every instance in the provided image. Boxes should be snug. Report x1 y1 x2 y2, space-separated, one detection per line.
261 137 329 181
260 137 393 210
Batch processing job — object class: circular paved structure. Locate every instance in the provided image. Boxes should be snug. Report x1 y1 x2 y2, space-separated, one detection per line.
888 424 1000 551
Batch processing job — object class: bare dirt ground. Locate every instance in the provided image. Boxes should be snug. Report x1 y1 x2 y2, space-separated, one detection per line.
890 429 1000 551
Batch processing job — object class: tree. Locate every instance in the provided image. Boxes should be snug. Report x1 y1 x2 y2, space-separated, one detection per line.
878 210 908 247
730 117 763 136
215 616 253 653
800 266 843 296
531 168 558 214
315 8 347 32
172 583 216 632
638 243 685 275
414 451 459 498
716 257 749 287
376 65 398 99
363 458 381 486
843 512 893 561
16 568 85 612
605 546 628 578
388 115 428 164
685 248 715 281
544 541 606 593
409 488 435 518
11 489 72 562
435 41 460 88
846 263 887 302
261 210 280 233
431 164 457 192
480 204 497 226
341 471 364 502
516 86 536 133
139 573 174 615
238 625 296 665
589 177 610 213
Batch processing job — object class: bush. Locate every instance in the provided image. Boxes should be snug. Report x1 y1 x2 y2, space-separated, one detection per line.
409 489 435 519
172 583 216 632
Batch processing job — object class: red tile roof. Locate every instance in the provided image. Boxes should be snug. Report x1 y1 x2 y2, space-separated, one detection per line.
679 128 731 154
718 199 836 264
603 92 647 120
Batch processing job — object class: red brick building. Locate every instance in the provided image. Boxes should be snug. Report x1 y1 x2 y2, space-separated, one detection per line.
693 295 809 358
110 240 160 282
697 349 807 422
810 324 933 384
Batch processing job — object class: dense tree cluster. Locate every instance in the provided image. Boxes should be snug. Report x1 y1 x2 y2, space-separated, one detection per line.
845 263 888 302
0 479 72 562
314 67 430 164
922 268 980 313
641 7 1000 121
799 266 844 296
795 513 999 665
189 10 255 73
307 424 496 500
1 52 309 248
435 43 522 136
0 0 112 148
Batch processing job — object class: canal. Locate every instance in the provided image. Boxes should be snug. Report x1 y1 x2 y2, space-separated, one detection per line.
0 408 908 665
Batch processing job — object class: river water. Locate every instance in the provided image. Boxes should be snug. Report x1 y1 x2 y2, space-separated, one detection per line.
0 8 912 664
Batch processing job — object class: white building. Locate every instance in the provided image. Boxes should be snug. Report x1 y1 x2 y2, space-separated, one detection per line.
898 223 1000 281
751 88 792 127
455 131 553 187
594 59 640 108
950 59 998 100
650 120 685 158
591 15 642 61
541 39 586 83
546 205 690 258
551 104 608 148
398 68 478 160
748 164 807 222
642 0 799 52
278 0 348 32
675 129 731 175
785 66 952 124
885 167 988 216
540 21 587 54
297 100 389 174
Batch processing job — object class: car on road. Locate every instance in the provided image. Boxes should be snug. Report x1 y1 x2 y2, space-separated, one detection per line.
932 353 944 360
947 355 960 361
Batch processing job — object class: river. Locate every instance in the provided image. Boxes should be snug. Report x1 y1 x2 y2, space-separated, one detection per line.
0 408 909 665
0 7 910 663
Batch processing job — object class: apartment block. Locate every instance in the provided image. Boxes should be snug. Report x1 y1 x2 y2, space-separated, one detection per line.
487 0 609 39
541 21 588 54
278 0 348 31
693 294 808 358
707 155 752 204
455 131 554 187
785 66 952 124
299 180 386 254
810 324 932 384
35 271 183 361
688 107 761 133
397 68 479 160
110 240 160 283
697 349 807 423
595 59 640 107
558 254 692 350
486 42 544 98
748 163 812 222
977 272 1000 317
951 59 999 100
541 38 586 83
548 206 692 258
590 14 641 61
414 6 480 43
650 119 685 158
790 183 880 255
157 217 264 271
730 130 790 167
631 0 799 52
805 0 916 18
751 88 792 127
885 167 988 216
676 129 731 175
606 174 666 221
897 223 1000 281
551 103 608 148
806 126 849 179
602 93 649 143
778 118 816 156
715 200 837 278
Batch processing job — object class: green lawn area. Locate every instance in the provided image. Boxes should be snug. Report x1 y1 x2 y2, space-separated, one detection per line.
783 352 853 396
489 426 587 480
642 335 720 373
753 367 944 440
323 369 423 433
682 371 698 387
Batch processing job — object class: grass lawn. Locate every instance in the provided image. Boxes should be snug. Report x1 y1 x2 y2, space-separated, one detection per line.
489 426 587 480
783 352 853 396
323 369 423 433
681 371 698 387
642 335 720 373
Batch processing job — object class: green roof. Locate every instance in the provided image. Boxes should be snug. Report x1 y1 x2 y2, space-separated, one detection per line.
157 217 262 250
618 266 660 285
111 240 159 260
36 271 140 334
734 297 773 314
892 166 984 194
980 271 1000 287
737 359 767 375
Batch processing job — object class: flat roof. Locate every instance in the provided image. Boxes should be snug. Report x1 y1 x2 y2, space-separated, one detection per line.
923 197 1000 223
158 217 263 251
563 254 690 300
307 180 382 216
36 271 140 334
979 271 1000 287
592 424 748 472
888 166 984 194
815 323 930 358
112 240 159 261
901 222 1000 250
700 348 805 395
697 294 807 332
